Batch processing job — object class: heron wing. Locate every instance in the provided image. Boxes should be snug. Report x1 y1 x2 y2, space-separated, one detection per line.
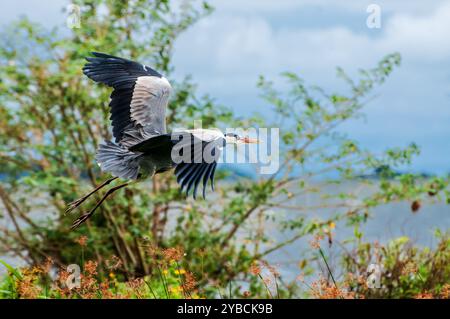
83 52 171 145
128 134 173 152
173 133 223 199
129 131 223 199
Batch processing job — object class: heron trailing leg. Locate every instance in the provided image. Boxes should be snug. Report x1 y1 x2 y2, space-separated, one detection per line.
65 176 118 214
70 181 129 230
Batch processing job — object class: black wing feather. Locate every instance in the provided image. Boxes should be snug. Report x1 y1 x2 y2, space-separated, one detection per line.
210 163 217 191
180 165 200 190
128 134 173 152
184 164 205 196
202 164 215 199
192 164 209 199
83 52 162 143
172 135 222 199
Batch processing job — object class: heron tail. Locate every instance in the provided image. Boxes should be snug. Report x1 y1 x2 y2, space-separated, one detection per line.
96 141 141 180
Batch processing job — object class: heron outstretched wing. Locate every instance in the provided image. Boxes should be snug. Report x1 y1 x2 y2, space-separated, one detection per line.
173 139 220 199
130 132 222 199
83 52 171 146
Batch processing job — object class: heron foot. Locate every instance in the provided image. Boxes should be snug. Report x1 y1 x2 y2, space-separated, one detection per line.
70 212 93 230
65 177 119 215
65 197 87 215
69 181 129 230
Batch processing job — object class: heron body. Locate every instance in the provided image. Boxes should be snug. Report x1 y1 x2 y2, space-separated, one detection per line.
68 52 256 229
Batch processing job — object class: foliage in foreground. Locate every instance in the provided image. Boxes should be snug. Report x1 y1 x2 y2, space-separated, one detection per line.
1 234 448 299
341 232 449 299
0 0 449 298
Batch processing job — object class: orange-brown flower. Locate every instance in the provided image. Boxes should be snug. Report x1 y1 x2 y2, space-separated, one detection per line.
58 268 70 285
16 268 42 299
84 260 98 276
162 246 184 262
310 277 357 299
183 271 197 292
440 284 450 299
126 278 145 298
415 292 434 299
401 262 418 276
262 261 280 278
105 255 122 271
263 277 272 286
75 235 88 247
42 256 54 273
145 244 160 259
249 262 261 276
99 281 114 299
309 234 324 249
127 278 144 289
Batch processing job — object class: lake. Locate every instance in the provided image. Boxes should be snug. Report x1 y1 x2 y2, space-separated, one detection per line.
1 180 449 282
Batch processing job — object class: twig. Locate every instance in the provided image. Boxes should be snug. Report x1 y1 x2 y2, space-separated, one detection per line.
318 247 342 299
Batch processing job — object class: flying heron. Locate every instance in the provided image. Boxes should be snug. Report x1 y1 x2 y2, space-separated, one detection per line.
67 52 257 229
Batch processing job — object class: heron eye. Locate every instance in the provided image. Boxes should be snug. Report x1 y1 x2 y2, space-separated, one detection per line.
226 133 238 138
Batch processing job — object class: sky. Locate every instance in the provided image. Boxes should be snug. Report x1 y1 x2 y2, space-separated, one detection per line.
2 0 450 174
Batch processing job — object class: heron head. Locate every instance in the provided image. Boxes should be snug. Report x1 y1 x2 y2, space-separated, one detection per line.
224 132 258 144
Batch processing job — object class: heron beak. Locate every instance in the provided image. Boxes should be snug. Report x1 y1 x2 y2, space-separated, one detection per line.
241 136 259 144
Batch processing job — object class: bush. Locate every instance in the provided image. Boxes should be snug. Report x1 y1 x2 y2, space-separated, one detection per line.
341 233 450 299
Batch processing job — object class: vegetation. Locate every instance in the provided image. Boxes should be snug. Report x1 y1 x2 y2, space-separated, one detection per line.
0 0 448 298
341 231 449 299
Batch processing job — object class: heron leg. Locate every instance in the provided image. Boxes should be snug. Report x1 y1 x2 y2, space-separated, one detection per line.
65 176 118 214
70 182 129 230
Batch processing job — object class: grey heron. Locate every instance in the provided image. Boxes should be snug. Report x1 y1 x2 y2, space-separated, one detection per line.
67 52 257 229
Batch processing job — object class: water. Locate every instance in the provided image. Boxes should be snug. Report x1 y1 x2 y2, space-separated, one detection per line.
263 181 450 281
1 181 449 281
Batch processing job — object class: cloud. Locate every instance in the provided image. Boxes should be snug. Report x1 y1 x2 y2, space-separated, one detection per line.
209 0 448 15
176 0 450 77
1 0 450 172
172 1 450 172
381 2 450 60
0 0 68 27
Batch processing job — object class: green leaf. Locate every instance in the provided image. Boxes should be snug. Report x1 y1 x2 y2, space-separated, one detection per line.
0 259 22 280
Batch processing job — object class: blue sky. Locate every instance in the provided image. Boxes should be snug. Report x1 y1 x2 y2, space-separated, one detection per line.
3 0 450 174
